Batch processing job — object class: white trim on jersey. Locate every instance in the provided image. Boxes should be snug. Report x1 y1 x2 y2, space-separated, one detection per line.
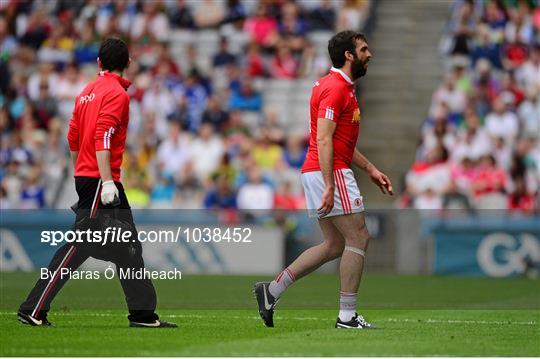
330 67 354 85
325 107 335 121
103 127 115 149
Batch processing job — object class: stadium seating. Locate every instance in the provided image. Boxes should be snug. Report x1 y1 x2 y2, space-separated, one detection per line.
401 0 539 213
0 0 371 210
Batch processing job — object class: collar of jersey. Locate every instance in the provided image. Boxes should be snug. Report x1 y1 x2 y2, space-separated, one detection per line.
330 67 354 85
99 71 132 90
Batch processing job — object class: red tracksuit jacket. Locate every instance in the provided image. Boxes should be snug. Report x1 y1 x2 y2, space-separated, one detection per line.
67 71 131 182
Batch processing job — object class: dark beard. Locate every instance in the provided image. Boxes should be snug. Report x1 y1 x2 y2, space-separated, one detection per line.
351 58 367 80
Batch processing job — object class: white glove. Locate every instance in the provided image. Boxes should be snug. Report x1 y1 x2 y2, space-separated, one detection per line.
101 180 119 205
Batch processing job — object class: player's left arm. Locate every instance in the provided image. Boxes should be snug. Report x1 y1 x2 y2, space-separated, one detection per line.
352 148 394 195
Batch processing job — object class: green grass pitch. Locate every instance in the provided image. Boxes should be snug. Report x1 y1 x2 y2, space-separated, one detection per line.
0 272 538 356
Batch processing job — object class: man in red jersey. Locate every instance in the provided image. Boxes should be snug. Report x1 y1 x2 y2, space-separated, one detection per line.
18 38 176 328
255 31 393 329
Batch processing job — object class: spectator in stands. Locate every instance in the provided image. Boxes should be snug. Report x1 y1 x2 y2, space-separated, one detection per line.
201 95 229 132
492 136 512 170
0 16 18 59
508 176 535 214
19 166 46 209
283 135 307 169
414 188 443 211
447 0 476 57
308 0 336 31
406 144 451 209
516 44 540 94
0 184 10 210
8 133 32 165
451 108 492 163
500 72 525 106
32 81 58 129
518 88 540 137
131 1 170 42
142 81 176 134
453 63 472 95
504 2 534 45
37 26 74 66
222 0 247 25
188 123 224 179
252 129 283 171
150 174 176 207
485 97 519 147
28 63 58 101
470 23 503 69
169 0 195 29
503 36 529 71
2 160 22 208
123 155 151 209
422 112 456 158
204 174 237 209
19 8 51 50
237 166 274 213
450 156 477 197
471 155 507 199
156 121 192 178
270 43 298 79
43 118 67 185
486 0 508 26
124 178 151 209
278 2 308 52
473 58 501 117
168 95 190 130
0 108 12 152
274 180 304 210
244 42 266 77
244 3 278 49
337 0 369 33
513 138 539 195
219 9 250 53
194 0 225 28
178 69 209 130
229 79 262 112
151 42 181 77
213 37 237 68
175 161 204 208
431 73 466 124
56 62 86 117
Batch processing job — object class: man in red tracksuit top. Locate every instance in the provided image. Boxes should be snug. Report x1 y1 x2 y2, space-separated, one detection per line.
18 38 176 328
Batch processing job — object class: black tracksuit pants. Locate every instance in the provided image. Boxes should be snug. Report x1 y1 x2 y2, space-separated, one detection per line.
19 177 158 323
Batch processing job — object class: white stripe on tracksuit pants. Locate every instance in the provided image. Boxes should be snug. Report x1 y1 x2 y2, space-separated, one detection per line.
19 177 159 323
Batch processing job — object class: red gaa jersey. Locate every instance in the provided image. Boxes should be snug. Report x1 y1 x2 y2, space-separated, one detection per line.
301 67 361 173
67 71 131 182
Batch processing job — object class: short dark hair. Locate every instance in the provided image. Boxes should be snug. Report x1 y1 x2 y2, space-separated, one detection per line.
98 38 129 72
328 31 367 68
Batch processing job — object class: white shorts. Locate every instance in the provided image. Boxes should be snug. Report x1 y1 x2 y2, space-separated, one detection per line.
301 168 365 218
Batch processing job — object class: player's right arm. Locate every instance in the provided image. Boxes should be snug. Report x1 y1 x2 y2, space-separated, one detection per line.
315 85 344 216
317 118 337 216
94 91 127 204
67 101 80 168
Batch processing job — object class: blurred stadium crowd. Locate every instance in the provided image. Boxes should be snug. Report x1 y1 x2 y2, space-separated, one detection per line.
0 0 371 210
403 0 540 214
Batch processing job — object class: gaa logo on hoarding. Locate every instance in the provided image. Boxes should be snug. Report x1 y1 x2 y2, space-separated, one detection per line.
477 233 540 277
